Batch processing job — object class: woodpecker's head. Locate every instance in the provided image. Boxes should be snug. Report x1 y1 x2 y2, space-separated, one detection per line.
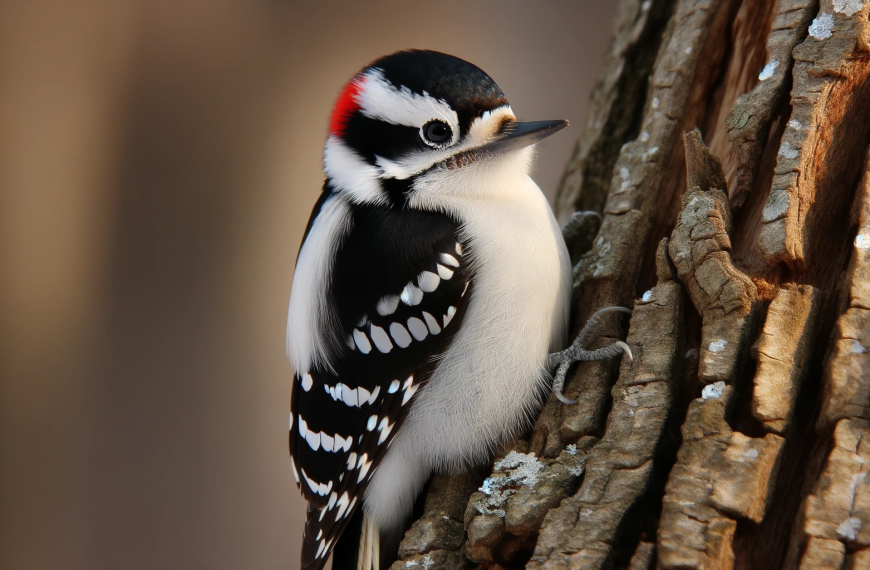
323 49 567 206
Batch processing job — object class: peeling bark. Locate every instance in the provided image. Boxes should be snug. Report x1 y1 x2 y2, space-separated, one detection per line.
725 0 817 208
752 284 822 434
394 0 870 567
758 0 870 267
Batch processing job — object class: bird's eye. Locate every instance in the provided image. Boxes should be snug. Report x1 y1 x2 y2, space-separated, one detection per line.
421 120 453 147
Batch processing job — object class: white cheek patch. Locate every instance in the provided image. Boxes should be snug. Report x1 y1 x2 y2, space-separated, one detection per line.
375 105 516 180
357 68 460 145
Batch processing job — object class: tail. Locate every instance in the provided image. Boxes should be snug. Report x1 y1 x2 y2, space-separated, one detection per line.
304 508 383 570
336 511 381 570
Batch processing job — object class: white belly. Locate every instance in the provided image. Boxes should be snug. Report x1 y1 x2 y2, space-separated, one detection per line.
364 161 571 531
408 180 570 469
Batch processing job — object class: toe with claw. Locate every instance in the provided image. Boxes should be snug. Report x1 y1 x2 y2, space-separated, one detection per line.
548 306 633 405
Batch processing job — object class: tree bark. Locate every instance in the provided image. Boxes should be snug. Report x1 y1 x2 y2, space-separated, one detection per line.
391 0 870 568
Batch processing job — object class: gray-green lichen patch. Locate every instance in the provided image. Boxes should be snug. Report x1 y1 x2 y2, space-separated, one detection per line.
476 451 546 518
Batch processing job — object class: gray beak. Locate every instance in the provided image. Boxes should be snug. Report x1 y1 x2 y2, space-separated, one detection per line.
479 119 569 154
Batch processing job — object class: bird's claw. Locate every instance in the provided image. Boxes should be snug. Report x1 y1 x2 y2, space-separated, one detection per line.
549 306 633 405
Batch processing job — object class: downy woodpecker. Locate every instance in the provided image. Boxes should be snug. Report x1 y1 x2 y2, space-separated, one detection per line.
286 49 630 570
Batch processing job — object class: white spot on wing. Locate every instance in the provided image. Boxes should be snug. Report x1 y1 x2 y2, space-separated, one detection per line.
436 264 454 280
335 434 352 452
357 386 372 405
353 329 371 354
439 253 459 267
301 373 314 392
389 322 413 347
367 415 377 431
455 242 463 256
290 456 299 483
335 492 350 520
400 283 424 305
402 383 419 406
709 339 727 353
422 312 441 334
443 305 456 327
320 432 334 452
358 458 373 482
376 295 399 316
407 317 428 341
418 271 440 293
306 430 321 451
342 385 358 407
388 380 400 393
378 421 394 444
370 325 393 353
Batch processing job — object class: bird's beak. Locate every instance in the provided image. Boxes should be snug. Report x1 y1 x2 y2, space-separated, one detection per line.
479 119 569 154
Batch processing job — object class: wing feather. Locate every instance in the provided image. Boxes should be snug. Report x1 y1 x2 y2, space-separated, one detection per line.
289 196 473 569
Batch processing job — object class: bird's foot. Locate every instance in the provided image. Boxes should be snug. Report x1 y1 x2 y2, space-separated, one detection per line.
548 306 633 405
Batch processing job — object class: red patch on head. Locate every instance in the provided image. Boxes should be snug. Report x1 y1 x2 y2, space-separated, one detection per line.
329 76 365 136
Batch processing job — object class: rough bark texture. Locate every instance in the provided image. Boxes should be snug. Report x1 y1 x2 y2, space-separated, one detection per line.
390 0 870 568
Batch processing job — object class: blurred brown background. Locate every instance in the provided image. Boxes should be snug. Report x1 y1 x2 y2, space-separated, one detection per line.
0 2 615 568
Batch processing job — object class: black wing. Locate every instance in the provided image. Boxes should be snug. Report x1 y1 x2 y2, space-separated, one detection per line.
290 196 472 569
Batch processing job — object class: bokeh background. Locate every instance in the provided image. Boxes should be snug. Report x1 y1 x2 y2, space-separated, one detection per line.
0 2 616 568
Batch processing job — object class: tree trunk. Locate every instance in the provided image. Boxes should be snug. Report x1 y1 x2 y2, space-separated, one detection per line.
390 0 870 568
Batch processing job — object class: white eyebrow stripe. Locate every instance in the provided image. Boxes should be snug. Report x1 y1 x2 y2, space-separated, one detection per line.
357 68 459 143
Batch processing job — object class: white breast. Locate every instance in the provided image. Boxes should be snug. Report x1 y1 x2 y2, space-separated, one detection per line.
361 149 571 532
403 149 571 470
